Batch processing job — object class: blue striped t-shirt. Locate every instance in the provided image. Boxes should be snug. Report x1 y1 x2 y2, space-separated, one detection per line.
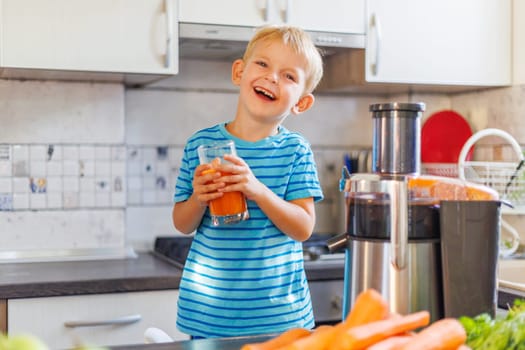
173 123 323 338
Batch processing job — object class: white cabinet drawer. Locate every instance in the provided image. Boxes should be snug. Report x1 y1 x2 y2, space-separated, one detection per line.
8 290 188 349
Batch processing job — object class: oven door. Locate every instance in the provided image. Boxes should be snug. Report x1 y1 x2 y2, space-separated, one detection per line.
309 280 344 325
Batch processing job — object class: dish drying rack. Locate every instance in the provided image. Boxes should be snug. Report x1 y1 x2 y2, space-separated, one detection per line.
422 129 525 207
457 129 525 211
421 163 459 178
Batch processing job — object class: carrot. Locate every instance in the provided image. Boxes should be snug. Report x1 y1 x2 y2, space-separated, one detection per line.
275 325 338 350
330 310 431 350
239 328 311 350
342 289 390 328
272 289 389 350
398 318 467 350
365 335 414 350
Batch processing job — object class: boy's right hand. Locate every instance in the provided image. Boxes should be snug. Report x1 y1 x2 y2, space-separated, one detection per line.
192 163 225 207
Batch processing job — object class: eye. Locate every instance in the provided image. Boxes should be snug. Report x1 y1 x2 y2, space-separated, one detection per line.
256 60 268 67
285 73 296 82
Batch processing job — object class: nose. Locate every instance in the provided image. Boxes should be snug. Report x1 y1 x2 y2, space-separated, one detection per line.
265 71 278 83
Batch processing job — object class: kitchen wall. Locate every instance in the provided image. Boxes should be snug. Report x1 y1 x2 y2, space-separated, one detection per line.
0 81 127 255
0 58 523 258
450 86 525 246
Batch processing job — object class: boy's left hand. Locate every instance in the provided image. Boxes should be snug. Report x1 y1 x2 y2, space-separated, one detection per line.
216 154 265 201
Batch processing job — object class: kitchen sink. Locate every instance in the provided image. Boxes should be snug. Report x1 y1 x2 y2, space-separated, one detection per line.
498 258 525 292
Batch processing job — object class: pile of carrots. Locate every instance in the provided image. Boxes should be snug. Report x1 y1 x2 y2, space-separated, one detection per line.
241 289 468 350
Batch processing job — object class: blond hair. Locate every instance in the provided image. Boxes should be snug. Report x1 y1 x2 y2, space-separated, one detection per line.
243 25 324 95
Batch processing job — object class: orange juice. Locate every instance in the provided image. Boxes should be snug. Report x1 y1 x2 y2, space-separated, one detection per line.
210 189 247 216
198 140 248 225
201 169 248 223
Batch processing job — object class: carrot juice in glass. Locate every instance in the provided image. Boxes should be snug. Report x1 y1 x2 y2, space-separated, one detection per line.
197 140 249 226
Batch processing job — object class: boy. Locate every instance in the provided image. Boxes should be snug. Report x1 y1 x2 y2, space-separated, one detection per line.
172 25 324 338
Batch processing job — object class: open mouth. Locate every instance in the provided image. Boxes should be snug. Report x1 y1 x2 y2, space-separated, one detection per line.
254 87 276 101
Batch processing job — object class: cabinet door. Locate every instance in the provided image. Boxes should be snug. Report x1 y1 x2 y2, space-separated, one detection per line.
365 0 511 86
8 290 189 349
285 0 365 34
0 0 177 75
179 0 365 34
179 0 267 27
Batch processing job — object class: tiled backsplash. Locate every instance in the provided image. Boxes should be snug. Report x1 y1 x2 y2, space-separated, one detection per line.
0 143 183 211
126 145 183 206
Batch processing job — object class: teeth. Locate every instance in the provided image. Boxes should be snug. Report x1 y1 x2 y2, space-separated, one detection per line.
254 87 275 100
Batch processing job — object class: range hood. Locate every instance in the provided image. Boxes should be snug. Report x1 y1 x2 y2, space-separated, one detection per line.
179 23 366 61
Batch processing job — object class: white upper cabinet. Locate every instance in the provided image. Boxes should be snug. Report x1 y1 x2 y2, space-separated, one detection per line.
364 0 511 86
0 0 178 84
179 0 365 34
285 0 365 34
179 0 267 27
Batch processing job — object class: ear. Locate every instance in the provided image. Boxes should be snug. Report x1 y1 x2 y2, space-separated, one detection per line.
231 59 244 86
291 94 315 115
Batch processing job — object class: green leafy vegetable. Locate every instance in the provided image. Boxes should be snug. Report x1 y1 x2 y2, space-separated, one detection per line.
459 299 525 349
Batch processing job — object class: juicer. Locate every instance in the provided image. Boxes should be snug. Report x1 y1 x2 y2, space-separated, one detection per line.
328 102 501 321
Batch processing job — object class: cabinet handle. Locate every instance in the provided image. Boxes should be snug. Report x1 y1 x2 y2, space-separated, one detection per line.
64 314 142 328
264 0 271 22
370 13 382 76
164 0 174 68
283 0 291 23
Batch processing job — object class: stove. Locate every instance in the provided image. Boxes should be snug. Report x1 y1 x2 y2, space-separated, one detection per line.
153 236 193 268
153 233 344 268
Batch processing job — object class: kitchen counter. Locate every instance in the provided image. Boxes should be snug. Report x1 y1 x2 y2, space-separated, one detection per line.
0 253 182 299
0 253 344 347
0 253 344 300
0 252 523 350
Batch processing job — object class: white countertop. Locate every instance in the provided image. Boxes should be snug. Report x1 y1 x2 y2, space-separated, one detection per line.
498 258 525 292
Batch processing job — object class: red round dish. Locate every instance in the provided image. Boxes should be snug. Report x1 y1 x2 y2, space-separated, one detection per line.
421 110 474 163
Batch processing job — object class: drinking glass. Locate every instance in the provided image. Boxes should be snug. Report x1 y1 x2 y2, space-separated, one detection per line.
197 140 249 226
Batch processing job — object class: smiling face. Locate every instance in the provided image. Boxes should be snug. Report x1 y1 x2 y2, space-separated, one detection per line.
231 38 315 128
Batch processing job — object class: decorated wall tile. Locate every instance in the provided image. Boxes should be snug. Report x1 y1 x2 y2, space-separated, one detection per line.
0 193 13 211
0 144 130 211
0 146 11 177
0 143 189 211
